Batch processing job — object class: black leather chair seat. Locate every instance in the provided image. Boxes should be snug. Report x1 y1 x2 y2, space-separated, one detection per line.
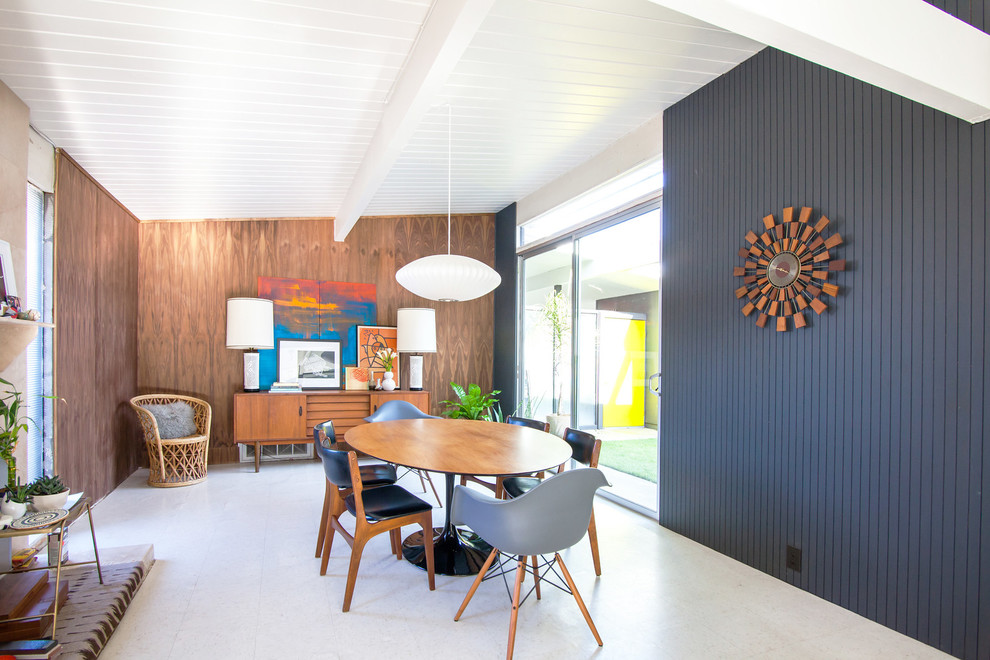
346 484 433 521
357 463 398 487
500 476 542 499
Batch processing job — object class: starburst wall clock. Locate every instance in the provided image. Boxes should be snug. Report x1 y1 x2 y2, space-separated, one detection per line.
733 206 846 331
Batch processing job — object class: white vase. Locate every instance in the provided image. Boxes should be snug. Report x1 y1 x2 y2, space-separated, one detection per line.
31 489 69 512
381 371 396 391
546 413 570 438
1 499 27 520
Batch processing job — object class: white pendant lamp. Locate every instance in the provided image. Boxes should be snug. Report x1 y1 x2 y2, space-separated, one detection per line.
396 106 501 302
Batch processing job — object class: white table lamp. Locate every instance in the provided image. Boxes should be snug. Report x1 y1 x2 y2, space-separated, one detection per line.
397 308 437 391
226 297 274 392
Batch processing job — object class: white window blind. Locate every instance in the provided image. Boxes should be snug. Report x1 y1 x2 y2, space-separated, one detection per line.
25 184 54 480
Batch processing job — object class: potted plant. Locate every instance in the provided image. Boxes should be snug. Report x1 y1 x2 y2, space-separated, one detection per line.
29 474 69 511
0 376 30 489
540 288 570 436
1 479 31 519
440 382 501 421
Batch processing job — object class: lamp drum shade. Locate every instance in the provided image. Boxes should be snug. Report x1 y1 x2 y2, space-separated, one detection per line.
395 254 500 302
397 308 437 353
226 298 274 349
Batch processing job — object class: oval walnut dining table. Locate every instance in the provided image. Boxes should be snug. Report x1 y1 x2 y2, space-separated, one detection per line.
345 417 571 576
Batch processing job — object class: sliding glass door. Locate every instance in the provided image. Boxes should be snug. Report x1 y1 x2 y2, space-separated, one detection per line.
574 208 660 511
518 202 661 513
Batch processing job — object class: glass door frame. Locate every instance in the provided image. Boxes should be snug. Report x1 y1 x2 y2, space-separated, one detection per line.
516 196 662 516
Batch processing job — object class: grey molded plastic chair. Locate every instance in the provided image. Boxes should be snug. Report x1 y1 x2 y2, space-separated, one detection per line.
500 427 604 575
313 420 397 559
318 445 436 611
451 468 610 660
363 399 442 505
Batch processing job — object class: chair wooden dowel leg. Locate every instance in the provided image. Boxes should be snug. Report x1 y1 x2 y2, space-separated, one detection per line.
506 558 526 660
341 536 368 612
555 553 602 646
316 483 331 558
424 471 442 507
421 515 436 591
530 555 541 600
588 508 601 576
455 548 498 621
320 516 338 576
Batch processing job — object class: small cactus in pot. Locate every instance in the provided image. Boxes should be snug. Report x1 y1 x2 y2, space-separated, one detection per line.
28 474 69 511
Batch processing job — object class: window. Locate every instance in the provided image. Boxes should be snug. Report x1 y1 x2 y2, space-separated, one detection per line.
25 183 54 481
518 158 662 248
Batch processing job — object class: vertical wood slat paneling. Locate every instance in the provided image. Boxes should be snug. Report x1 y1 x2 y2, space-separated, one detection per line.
137 214 496 465
54 153 140 502
660 47 988 659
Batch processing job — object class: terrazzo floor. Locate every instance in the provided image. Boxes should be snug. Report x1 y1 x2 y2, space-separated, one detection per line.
66 461 950 659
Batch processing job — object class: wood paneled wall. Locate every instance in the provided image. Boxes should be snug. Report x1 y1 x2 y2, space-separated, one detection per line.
661 47 988 659
138 214 495 464
54 152 140 501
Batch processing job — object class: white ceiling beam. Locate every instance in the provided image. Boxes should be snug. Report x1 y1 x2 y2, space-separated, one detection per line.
332 0 497 241
647 0 990 124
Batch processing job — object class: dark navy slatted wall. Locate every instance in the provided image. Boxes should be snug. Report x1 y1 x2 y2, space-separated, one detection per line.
493 203 518 408
660 48 989 659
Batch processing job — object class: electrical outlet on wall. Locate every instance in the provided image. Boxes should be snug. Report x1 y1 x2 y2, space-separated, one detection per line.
786 545 802 572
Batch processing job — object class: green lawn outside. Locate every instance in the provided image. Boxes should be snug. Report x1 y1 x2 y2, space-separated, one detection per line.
597 437 657 483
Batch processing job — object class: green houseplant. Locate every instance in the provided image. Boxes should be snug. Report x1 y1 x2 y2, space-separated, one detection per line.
1 478 31 519
440 382 501 421
540 288 570 435
29 473 69 511
0 377 31 489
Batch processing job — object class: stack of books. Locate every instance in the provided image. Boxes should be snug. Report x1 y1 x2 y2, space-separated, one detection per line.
0 639 62 659
269 381 302 392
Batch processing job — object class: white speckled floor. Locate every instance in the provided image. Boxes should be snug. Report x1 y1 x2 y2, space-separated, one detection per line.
67 461 949 659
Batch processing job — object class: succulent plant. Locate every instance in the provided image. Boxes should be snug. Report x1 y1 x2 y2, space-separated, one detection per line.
28 474 67 496
5 479 32 504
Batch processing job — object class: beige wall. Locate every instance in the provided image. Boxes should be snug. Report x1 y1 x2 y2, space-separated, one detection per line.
0 80 29 485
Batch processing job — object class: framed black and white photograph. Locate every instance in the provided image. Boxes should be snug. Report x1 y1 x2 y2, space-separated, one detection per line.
277 339 341 389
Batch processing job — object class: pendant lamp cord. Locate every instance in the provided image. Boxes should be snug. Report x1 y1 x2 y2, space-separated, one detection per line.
447 103 452 256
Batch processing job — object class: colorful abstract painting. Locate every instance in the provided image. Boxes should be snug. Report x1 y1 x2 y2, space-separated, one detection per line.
258 277 376 389
356 325 399 388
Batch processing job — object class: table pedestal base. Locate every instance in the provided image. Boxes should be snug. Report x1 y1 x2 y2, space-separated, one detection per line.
402 527 492 576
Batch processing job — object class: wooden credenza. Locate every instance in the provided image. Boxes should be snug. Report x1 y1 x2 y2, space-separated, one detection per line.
233 390 431 471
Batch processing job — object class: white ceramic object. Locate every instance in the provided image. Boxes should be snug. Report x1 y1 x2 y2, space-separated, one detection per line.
1 499 27 520
31 489 68 512
381 371 396 391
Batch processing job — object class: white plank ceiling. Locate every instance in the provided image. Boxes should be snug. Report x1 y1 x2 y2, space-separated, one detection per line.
0 0 761 231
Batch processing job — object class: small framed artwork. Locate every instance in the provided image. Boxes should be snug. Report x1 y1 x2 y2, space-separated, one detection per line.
277 339 341 389
344 366 371 391
356 325 399 387
0 239 16 300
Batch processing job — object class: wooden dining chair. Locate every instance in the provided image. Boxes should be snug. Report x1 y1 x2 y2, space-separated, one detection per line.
459 416 551 496
313 420 397 559
499 427 604 576
319 446 436 612
452 468 610 660
364 399 442 505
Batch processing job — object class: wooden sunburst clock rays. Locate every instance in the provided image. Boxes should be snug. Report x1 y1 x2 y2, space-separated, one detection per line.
733 206 845 331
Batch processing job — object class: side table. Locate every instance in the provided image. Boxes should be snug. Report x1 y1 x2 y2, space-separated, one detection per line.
0 495 103 635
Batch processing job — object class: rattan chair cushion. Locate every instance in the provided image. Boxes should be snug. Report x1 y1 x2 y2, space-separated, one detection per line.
141 402 197 439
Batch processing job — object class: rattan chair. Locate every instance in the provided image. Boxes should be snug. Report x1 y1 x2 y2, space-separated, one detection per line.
130 394 212 487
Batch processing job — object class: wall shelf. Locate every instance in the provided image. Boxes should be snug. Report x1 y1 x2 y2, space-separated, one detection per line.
0 317 54 372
